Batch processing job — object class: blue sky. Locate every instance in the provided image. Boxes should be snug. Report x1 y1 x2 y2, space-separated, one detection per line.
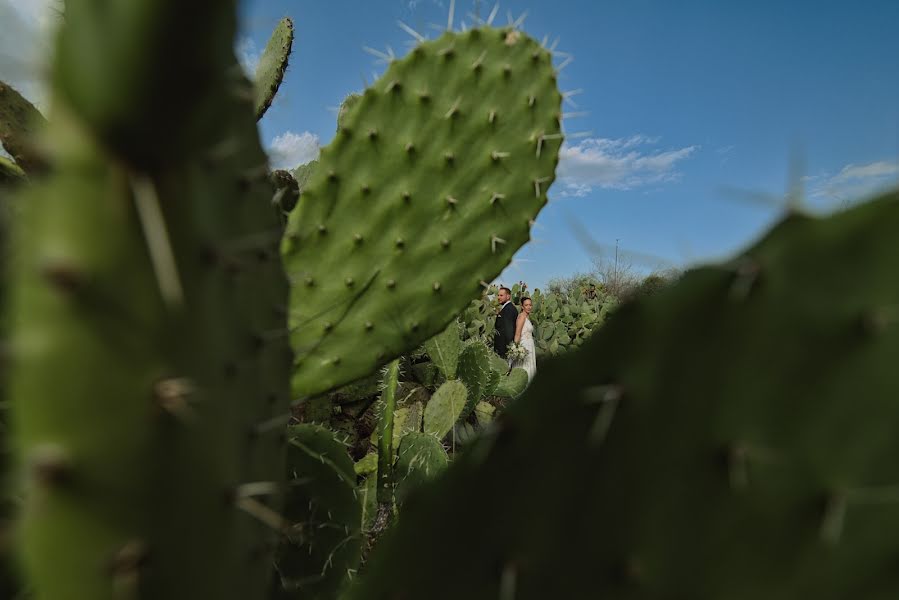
3 0 898 290
239 0 899 289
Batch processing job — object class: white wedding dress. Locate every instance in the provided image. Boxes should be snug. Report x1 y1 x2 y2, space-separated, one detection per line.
513 318 538 382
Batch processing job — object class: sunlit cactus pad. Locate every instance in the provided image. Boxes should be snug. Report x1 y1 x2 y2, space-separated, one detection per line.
283 25 563 397
355 189 899 599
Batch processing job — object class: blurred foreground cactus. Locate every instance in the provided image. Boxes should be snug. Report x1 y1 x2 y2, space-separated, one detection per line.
7 1 292 598
355 188 899 599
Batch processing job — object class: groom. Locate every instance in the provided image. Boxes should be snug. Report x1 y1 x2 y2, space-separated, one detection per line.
493 286 518 358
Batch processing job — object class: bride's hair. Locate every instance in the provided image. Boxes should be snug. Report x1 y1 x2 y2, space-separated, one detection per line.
520 297 531 305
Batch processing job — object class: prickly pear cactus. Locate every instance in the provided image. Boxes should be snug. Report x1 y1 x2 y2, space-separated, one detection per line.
424 320 463 380
354 189 899 600
394 432 448 507
457 342 492 416
254 17 294 121
423 380 467 440
283 25 563 397
493 367 528 398
274 424 361 599
7 1 292 598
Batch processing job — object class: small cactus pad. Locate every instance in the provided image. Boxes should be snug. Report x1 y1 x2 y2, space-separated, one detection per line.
493 367 528 398
355 189 899 599
423 380 468 440
474 401 495 427
457 342 492 415
394 432 449 507
0 80 46 173
283 25 563 397
254 17 294 121
424 320 463 380
275 424 361 599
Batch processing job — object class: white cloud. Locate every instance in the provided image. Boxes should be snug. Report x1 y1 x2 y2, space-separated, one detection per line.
267 131 320 170
809 160 899 204
236 36 260 77
556 135 698 196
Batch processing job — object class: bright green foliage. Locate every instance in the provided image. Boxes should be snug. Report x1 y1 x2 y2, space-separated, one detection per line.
460 285 499 344
423 380 468 439
0 80 46 174
424 320 463 379
394 432 448 507
7 1 292 598
355 189 899 599
283 25 563 397
530 284 612 356
457 342 492 416
254 17 294 121
494 367 528 398
275 424 361 599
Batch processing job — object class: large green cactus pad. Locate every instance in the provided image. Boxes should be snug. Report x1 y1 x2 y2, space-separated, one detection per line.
8 1 292 598
355 189 899 599
283 25 563 397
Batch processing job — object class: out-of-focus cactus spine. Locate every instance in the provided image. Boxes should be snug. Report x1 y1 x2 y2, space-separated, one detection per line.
8 1 291 598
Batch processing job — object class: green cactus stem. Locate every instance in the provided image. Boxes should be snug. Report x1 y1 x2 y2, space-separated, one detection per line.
374 360 400 529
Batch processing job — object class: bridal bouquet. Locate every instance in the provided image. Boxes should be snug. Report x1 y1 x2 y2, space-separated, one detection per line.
507 342 529 363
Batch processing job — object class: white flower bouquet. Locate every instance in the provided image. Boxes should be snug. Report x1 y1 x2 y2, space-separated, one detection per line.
507 341 529 362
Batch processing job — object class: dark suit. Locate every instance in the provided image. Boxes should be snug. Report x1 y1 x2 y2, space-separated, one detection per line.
493 302 519 358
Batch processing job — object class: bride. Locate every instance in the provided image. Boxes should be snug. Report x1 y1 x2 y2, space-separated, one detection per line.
512 297 537 382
